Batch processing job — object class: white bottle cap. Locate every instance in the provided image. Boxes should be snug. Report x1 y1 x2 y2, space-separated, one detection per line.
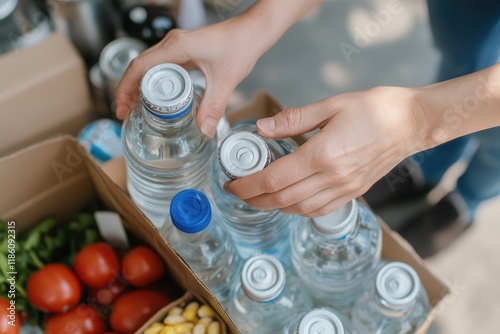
140 63 193 119
298 308 345 334
241 254 286 302
376 262 420 308
218 131 271 179
311 200 358 239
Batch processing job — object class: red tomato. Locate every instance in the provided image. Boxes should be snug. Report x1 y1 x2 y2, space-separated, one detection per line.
88 279 127 306
0 297 20 334
74 242 120 288
45 305 107 334
27 264 82 313
110 290 170 334
121 246 165 287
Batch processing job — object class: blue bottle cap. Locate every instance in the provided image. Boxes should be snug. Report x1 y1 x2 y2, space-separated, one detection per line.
170 189 212 233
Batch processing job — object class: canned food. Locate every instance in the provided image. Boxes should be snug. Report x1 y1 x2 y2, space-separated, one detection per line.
99 37 147 113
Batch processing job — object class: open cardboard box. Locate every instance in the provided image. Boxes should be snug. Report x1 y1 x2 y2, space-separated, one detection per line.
0 32 93 157
1 92 449 333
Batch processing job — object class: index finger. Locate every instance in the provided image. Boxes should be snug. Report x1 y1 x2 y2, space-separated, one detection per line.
115 38 191 119
226 143 318 200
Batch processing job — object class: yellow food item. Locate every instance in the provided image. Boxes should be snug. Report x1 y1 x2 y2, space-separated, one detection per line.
197 317 213 328
207 322 220 334
164 315 186 325
159 326 176 334
182 302 200 322
168 307 183 317
197 305 215 319
144 323 164 334
193 323 206 334
174 322 194 333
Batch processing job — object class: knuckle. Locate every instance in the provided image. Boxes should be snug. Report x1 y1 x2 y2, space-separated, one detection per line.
128 56 144 71
165 29 184 43
259 175 281 193
295 201 314 215
276 108 302 129
273 192 293 208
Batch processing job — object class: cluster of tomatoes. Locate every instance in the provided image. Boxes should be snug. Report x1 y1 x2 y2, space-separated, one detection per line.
18 242 178 334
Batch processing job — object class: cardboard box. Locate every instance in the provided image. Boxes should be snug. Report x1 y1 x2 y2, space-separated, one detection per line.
102 92 450 333
0 32 92 157
0 92 449 333
0 135 239 332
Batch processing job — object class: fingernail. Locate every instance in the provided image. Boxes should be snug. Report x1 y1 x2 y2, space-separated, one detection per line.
257 117 275 132
201 117 218 137
223 182 233 195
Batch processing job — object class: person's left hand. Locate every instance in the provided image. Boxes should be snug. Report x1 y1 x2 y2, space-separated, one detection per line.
224 86 430 217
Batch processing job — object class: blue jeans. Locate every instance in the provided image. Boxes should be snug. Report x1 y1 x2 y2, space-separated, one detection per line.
413 0 500 215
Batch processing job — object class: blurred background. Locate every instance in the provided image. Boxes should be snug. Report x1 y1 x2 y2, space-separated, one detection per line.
215 1 500 333
2 0 499 332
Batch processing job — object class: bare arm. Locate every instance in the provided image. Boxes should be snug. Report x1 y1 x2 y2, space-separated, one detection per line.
226 63 500 217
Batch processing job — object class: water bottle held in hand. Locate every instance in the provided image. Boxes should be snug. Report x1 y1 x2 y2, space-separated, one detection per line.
205 124 301 262
122 63 216 228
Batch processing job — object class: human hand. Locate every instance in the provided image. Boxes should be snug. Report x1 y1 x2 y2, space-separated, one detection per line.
115 17 263 137
224 86 429 217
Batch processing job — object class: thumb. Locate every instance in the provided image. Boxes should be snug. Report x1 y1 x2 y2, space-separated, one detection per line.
196 78 234 138
257 98 336 138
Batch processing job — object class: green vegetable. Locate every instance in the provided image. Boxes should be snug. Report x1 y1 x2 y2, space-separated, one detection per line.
0 202 104 327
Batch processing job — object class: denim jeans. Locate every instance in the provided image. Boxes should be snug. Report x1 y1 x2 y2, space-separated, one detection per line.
413 0 500 215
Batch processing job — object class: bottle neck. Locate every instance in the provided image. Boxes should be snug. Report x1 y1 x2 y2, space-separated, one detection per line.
173 221 214 243
310 219 360 244
372 293 417 318
140 93 199 133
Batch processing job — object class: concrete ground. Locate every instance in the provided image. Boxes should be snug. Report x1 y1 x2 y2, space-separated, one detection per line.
208 0 500 332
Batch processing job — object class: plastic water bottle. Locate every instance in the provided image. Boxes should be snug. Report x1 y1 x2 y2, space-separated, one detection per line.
205 123 301 262
121 63 216 228
282 307 356 334
165 189 240 305
227 254 313 334
290 199 382 311
351 262 431 334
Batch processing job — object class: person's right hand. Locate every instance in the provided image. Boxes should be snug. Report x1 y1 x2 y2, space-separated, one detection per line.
115 17 263 137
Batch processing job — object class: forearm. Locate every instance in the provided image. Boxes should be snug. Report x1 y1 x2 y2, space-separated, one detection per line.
415 63 500 150
233 0 323 56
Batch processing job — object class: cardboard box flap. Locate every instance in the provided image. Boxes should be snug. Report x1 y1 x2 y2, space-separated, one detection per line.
83 140 240 332
0 135 93 232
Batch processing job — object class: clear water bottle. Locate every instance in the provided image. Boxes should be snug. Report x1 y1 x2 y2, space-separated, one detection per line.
205 124 301 262
283 307 356 334
227 254 313 334
165 189 240 305
122 63 216 228
351 262 431 334
290 199 382 311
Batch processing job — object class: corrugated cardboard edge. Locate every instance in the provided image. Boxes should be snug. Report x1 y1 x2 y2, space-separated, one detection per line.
134 291 227 334
82 138 241 333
